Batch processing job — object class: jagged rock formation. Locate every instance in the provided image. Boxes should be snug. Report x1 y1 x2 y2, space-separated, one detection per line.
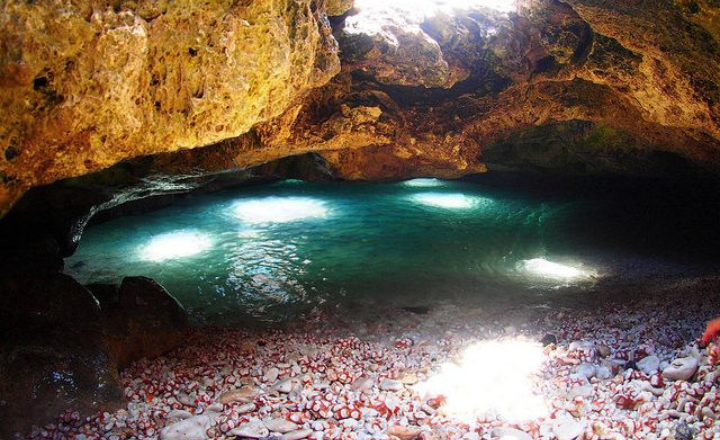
255 0 720 179
0 0 340 216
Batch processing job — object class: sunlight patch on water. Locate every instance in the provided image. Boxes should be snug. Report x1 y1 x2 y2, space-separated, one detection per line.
238 230 263 239
402 178 446 188
411 192 487 209
415 338 547 422
139 230 212 262
233 197 330 223
520 258 595 282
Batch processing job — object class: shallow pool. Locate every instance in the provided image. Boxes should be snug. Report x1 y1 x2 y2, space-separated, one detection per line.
65 178 720 324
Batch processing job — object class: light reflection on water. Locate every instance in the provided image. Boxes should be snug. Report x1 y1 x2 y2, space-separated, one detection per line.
65 179 719 324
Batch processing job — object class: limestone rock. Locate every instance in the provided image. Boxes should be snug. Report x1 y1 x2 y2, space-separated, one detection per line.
0 274 122 439
265 366 280 383
576 363 597 379
0 0 341 215
167 409 193 420
567 385 594 400
596 344 612 358
282 429 314 440
273 378 295 393
3 0 720 228
352 376 374 392
100 276 189 368
326 0 354 16
218 386 259 404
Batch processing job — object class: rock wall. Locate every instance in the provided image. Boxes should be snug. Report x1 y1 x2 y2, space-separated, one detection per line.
115 0 720 184
2 0 720 217
0 0 340 216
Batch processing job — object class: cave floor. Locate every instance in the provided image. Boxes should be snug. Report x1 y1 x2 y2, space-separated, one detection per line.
27 276 720 440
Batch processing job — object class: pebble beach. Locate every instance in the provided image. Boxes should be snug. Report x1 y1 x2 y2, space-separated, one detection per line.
26 277 720 440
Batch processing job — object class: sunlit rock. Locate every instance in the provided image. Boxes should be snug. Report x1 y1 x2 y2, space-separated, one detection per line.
0 0 341 215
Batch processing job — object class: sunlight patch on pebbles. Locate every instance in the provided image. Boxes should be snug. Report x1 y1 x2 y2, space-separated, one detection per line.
415 338 548 422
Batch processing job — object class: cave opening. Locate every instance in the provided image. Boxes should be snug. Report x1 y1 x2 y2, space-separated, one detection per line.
2 0 720 438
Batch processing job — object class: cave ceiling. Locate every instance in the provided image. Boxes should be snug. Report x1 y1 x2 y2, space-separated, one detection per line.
1 0 719 216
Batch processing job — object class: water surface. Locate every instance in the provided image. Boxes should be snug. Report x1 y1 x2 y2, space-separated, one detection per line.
66 178 720 324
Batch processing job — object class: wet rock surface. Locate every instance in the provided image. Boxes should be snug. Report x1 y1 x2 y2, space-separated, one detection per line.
18 276 720 440
0 273 191 438
0 274 123 439
95 276 189 369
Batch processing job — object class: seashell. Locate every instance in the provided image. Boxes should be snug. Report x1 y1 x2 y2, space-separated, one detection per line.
395 338 413 349
663 357 699 381
289 411 309 423
311 419 329 431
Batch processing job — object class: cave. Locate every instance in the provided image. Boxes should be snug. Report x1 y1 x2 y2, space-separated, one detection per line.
1 0 720 439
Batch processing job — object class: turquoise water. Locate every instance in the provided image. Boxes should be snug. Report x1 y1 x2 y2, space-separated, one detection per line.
65 178 720 324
